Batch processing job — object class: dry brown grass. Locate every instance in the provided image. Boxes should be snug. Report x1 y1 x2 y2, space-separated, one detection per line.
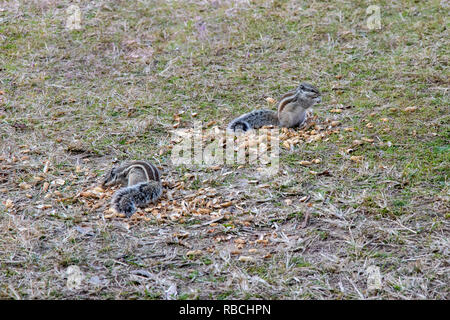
0 0 448 299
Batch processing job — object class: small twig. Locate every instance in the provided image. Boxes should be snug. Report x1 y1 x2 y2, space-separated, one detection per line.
394 219 418 234
255 198 274 204
189 215 225 229
8 285 21 300
346 276 364 299
0 260 27 265
158 57 180 75
301 210 310 228
166 239 192 249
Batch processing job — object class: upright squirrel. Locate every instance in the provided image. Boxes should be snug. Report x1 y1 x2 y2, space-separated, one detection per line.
101 160 163 217
227 83 321 132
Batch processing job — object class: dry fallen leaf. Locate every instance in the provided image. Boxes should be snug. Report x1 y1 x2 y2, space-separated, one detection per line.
93 186 104 193
219 201 232 208
350 156 364 162
36 204 52 210
266 97 276 104
186 250 202 256
238 256 256 263
80 190 102 199
282 141 291 149
299 195 310 202
19 182 32 190
3 199 14 209
42 182 50 193
299 160 312 166
197 208 212 214
206 120 216 127
404 106 417 112
52 179 65 186
256 239 269 245
43 161 50 174
330 121 340 127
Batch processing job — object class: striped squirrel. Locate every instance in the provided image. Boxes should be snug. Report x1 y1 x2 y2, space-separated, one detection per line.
101 160 163 217
227 83 321 132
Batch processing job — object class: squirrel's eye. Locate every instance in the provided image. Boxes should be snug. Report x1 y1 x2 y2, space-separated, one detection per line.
105 169 114 180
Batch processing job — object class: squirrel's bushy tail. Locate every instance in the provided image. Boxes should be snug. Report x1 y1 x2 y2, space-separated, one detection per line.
227 109 279 132
112 181 162 217
227 119 251 132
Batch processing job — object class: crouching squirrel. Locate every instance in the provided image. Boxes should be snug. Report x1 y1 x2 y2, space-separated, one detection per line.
101 160 162 217
227 83 321 132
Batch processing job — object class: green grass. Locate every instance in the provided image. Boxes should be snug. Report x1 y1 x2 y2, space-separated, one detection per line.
0 0 448 300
